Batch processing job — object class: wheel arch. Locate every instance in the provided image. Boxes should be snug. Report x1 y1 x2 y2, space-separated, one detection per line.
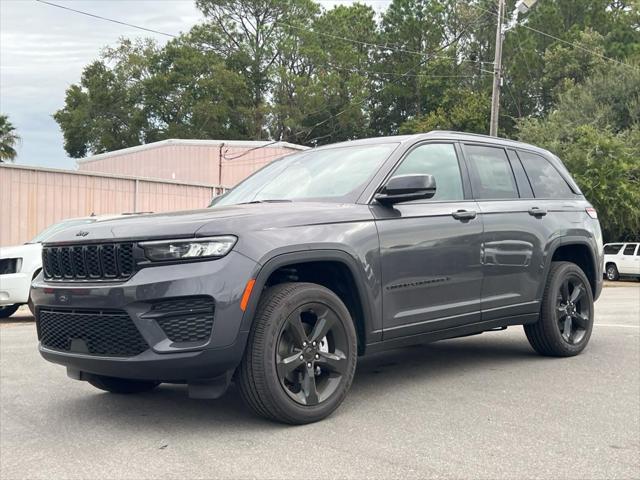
240 250 377 355
543 238 601 300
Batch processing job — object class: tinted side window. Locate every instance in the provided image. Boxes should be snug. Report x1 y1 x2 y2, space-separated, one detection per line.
604 244 623 255
464 145 518 199
623 244 637 255
518 151 574 198
391 143 463 201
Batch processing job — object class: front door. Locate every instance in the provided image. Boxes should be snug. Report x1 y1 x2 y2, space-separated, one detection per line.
372 142 484 339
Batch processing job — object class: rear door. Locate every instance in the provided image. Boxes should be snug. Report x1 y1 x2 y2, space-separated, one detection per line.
620 244 639 274
462 144 546 320
372 141 484 338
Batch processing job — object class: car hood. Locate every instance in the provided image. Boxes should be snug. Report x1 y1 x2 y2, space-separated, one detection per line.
43 202 374 244
0 243 42 259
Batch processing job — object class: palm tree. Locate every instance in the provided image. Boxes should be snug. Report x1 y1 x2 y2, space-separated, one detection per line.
0 114 21 162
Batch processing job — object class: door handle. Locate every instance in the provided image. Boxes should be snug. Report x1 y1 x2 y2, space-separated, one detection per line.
452 209 477 220
528 207 547 217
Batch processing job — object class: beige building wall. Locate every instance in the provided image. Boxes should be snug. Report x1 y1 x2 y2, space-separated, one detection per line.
0 164 223 247
78 139 307 187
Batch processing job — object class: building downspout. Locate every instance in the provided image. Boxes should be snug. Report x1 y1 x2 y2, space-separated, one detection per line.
133 178 139 213
218 143 225 186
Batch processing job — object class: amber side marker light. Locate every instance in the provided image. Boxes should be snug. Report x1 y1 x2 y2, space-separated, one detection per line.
240 279 256 311
586 207 598 219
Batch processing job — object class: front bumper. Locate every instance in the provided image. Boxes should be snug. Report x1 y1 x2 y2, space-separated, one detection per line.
30 251 258 381
0 272 31 306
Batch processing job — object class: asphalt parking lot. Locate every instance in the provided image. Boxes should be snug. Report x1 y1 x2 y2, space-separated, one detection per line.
1 283 638 480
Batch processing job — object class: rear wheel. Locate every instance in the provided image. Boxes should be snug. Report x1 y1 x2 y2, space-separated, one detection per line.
0 304 20 319
87 375 160 394
524 261 594 357
605 263 619 281
238 282 357 424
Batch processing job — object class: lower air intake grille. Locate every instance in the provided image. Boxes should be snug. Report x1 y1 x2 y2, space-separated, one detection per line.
148 296 215 343
37 309 149 357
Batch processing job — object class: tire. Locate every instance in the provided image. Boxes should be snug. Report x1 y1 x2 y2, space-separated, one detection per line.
87 375 160 394
605 263 619 281
238 282 358 424
0 304 20 319
524 261 594 357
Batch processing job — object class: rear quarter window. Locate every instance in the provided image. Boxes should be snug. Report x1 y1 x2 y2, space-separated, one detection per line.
518 151 574 199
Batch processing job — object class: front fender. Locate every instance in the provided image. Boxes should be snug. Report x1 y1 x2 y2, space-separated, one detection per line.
239 249 382 346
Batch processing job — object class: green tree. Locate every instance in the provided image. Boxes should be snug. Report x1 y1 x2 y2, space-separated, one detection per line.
399 88 490 134
271 3 378 145
517 63 640 242
195 0 317 138
0 114 21 162
53 0 640 153
54 37 253 157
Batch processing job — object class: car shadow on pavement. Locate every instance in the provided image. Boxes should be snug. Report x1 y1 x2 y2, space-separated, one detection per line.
50 332 542 430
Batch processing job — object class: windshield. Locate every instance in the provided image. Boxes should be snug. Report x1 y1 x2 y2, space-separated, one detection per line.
29 218 96 243
211 143 397 207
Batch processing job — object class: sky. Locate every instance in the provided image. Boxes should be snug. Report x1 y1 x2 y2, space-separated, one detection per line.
0 0 389 171
0 0 205 170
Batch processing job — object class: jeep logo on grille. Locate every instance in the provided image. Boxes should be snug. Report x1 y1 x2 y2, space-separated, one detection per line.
75 231 89 237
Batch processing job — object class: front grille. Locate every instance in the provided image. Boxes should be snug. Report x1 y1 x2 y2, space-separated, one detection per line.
42 243 136 281
37 308 149 357
145 296 215 343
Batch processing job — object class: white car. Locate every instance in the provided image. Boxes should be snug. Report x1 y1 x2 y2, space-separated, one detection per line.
603 242 640 281
0 214 144 318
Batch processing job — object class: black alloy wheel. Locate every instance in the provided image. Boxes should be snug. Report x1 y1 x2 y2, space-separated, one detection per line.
238 282 357 424
555 275 591 345
524 261 594 357
276 303 349 406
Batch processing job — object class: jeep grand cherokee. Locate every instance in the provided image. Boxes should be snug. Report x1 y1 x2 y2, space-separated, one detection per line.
31 131 603 424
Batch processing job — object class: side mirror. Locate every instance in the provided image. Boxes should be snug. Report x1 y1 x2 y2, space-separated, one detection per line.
375 174 436 205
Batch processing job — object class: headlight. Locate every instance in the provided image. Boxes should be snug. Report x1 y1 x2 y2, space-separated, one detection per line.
139 236 237 262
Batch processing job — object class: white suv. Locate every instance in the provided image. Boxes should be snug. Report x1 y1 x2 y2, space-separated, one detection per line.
603 242 640 281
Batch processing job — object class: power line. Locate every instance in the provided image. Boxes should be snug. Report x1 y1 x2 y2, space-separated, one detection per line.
279 21 494 65
34 0 493 153
322 63 493 77
222 141 281 160
300 10 491 144
35 0 178 38
467 2 638 71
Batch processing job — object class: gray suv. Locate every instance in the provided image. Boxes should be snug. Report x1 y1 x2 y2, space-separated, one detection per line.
31 131 603 424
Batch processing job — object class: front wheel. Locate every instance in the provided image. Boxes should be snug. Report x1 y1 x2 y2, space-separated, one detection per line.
0 304 20 319
87 375 160 394
524 261 594 357
238 282 357 424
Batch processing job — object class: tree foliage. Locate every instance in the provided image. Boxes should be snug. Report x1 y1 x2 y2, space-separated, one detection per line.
53 0 640 239
517 63 640 241
0 114 21 162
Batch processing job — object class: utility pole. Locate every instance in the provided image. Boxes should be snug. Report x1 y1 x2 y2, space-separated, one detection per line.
489 0 538 137
489 0 505 137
